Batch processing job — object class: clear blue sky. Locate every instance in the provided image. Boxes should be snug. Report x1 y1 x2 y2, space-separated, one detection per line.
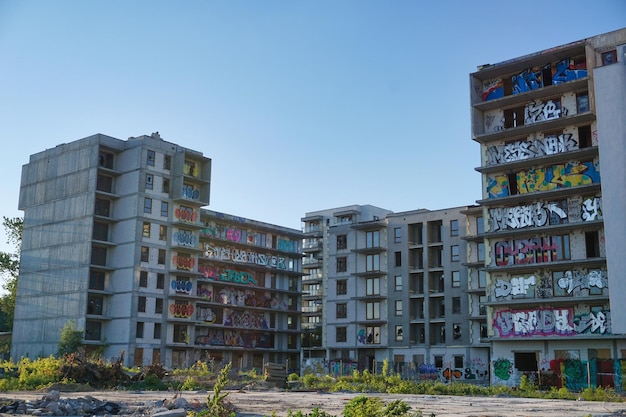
0 1 624 252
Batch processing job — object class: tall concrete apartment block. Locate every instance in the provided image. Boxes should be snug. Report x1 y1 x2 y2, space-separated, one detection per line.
13 133 303 369
301 205 488 380
469 28 626 386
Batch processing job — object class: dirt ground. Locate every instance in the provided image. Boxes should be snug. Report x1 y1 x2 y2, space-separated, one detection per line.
2 389 626 417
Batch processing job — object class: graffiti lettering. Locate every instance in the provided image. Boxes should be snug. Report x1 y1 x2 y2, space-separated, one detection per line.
482 78 504 101
173 230 196 247
494 275 536 298
170 279 192 295
175 206 197 223
556 269 607 294
517 160 601 194
204 244 290 270
552 58 587 84
223 309 269 329
493 358 513 381
493 308 576 337
574 310 610 334
486 134 577 165
225 228 241 242
182 184 200 200
494 236 567 266
489 201 567 232
525 99 564 125
169 303 194 318
173 255 195 270
581 197 602 221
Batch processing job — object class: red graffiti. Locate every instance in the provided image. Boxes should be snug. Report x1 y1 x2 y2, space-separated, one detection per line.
443 368 462 380
175 207 197 222
173 255 195 270
169 303 194 318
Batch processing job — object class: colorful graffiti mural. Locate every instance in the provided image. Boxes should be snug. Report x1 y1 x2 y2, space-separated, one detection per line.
482 78 504 101
494 307 576 337
195 329 272 348
487 161 600 198
493 235 569 266
214 287 289 311
556 269 607 295
516 160 600 194
486 133 578 166
182 184 200 200
511 58 586 95
574 310 610 334
223 308 269 329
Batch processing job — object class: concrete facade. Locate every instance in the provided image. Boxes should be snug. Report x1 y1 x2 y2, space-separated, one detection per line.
13 133 303 369
469 28 626 387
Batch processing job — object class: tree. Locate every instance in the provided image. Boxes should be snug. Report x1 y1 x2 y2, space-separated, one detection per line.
0 217 22 332
57 320 84 356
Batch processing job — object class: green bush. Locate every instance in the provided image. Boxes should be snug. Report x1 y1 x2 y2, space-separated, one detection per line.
17 356 63 389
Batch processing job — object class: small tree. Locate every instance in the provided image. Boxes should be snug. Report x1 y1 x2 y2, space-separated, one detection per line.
57 320 83 357
206 362 235 417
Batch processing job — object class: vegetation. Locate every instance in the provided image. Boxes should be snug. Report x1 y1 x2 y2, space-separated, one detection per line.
201 362 236 417
57 320 84 357
0 217 22 335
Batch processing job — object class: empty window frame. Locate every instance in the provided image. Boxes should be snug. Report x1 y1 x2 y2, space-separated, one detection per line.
155 297 164 314
336 279 347 295
91 246 107 266
136 322 145 339
96 174 113 193
89 270 105 290
145 174 153 190
156 273 165 289
394 275 402 291
395 251 402 267
154 322 162 339
163 155 171 170
147 150 155 166
395 325 403 341
451 270 460 287
142 222 151 238
95 198 111 217
159 225 167 241
394 227 401 243
157 249 166 265
144 197 152 214
162 178 170 194
138 296 147 313
87 294 103 315
336 257 347 273
585 231 600 258
160 201 168 217
139 270 148 287
336 303 347 319
93 221 109 241
336 234 347 250
141 246 149 262
336 327 347 343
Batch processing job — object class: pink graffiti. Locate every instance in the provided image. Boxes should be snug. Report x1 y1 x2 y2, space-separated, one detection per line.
494 237 562 266
493 307 576 337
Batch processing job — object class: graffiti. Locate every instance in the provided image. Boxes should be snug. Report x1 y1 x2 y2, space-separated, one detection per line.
418 363 438 380
196 307 216 323
536 274 553 299
175 206 197 223
173 230 196 247
223 309 269 329
198 263 220 279
482 78 504 101
488 201 567 232
196 329 225 346
182 184 200 200
197 285 212 301
512 64 548 94
278 239 298 253
443 368 462 380
582 197 602 221
494 236 568 266
215 287 287 311
487 175 510 198
169 303 194 318
203 243 290 270
493 358 513 381
171 279 193 295
524 99 565 125
357 329 366 344
225 228 241 242
173 254 195 270
494 275 536 298
329 360 358 377
517 160 601 194
574 310 610 334
552 58 587 84
200 225 218 237
220 269 257 285
223 330 271 348
493 308 576 337
556 269 607 294
485 134 577 165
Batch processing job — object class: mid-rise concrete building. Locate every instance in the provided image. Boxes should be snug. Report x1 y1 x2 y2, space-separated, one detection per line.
469 28 626 387
301 205 488 381
13 133 303 369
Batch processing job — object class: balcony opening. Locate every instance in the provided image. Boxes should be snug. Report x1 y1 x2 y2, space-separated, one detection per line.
585 231 600 258
578 125 592 148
